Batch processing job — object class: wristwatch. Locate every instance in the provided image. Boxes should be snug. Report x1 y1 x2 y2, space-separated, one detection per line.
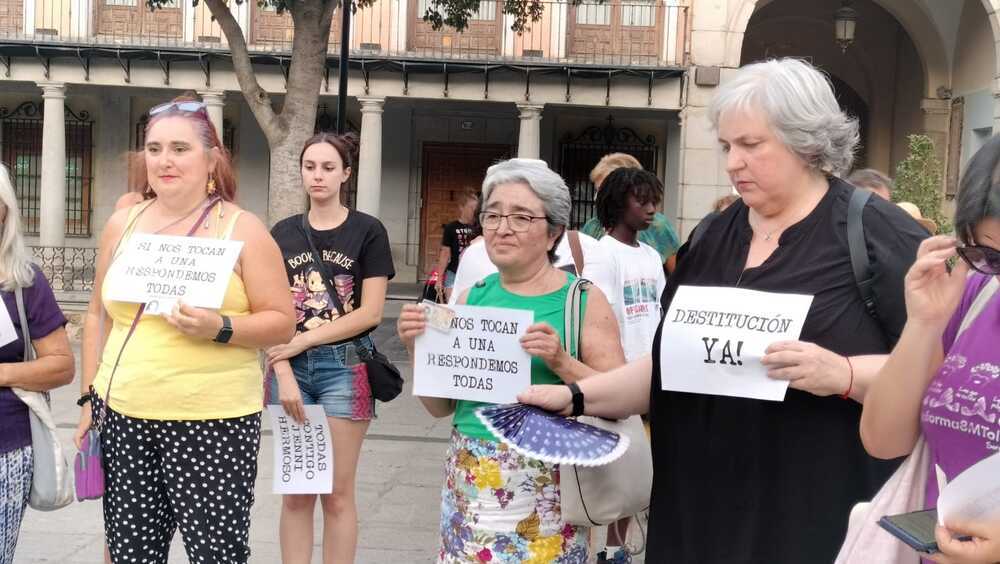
213 315 233 344
567 382 585 417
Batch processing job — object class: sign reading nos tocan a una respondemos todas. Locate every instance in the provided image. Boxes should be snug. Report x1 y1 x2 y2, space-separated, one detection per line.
414 305 534 404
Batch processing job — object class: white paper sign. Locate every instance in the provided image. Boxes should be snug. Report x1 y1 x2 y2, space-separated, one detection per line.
937 450 1000 525
660 285 814 401
413 304 533 403
0 297 18 348
267 405 334 495
106 233 243 315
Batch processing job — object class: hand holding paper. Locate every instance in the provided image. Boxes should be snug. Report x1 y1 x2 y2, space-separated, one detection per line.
163 302 224 341
762 340 852 398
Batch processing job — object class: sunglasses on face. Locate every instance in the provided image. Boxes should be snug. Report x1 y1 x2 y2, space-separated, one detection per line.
956 244 1000 275
149 101 207 116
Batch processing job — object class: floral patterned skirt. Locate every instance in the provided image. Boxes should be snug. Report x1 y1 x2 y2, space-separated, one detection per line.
438 429 589 563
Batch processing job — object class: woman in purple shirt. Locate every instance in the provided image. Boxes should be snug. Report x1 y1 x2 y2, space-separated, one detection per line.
0 164 74 564
861 136 1000 564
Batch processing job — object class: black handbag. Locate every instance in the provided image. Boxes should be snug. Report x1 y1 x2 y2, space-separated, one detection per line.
299 214 403 402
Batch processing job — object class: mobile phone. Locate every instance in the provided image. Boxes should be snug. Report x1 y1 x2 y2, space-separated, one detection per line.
879 509 940 554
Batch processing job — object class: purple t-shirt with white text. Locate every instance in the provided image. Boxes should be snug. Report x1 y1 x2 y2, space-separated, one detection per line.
0 266 67 455
920 273 1000 507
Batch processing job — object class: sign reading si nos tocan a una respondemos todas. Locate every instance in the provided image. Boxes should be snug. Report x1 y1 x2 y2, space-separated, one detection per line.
105 233 243 315
414 305 533 403
267 405 334 494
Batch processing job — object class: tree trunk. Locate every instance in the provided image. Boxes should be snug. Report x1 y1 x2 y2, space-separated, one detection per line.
268 136 309 223
204 0 335 225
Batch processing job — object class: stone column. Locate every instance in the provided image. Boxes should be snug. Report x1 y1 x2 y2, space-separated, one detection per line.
356 96 385 218
675 72 734 238
198 90 226 141
38 81 67 247
993 77 1000 132
516 103 543 159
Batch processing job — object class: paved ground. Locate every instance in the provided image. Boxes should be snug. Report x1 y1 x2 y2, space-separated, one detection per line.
13 306 646 563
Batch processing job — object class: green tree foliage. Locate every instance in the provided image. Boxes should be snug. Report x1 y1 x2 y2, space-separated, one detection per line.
893 134 951 233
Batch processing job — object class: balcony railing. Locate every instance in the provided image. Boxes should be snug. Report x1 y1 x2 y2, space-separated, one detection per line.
0 0 688 67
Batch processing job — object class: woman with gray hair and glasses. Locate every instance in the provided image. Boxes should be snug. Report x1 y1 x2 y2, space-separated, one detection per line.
519 58 928 563
398 158 624 563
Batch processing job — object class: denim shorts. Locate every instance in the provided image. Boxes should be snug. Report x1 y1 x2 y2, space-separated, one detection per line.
267 335 375 421
444 270 457 289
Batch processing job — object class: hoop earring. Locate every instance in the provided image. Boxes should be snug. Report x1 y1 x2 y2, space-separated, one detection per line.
206 178 217 195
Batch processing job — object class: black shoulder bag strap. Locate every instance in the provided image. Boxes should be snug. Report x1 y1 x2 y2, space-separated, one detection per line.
847 187 878 320
298 213 367 349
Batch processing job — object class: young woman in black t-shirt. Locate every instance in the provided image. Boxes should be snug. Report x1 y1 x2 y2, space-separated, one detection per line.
266 132 395 563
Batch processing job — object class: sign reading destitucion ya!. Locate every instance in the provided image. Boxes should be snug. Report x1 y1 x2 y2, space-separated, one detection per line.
105 233 243 315
660 285 814 401
414 304 533 404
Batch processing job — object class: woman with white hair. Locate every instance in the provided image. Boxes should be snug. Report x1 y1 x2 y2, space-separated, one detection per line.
0 164 74 564
397 158 625 562
518 58 928 562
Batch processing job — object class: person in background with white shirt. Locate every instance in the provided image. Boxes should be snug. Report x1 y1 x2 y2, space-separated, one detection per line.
596 168 667 363
592 167 666 564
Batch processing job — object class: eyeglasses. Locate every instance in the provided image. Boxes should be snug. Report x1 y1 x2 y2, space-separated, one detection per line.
149 101 207 117
956 244 1000 275
479 211 549 232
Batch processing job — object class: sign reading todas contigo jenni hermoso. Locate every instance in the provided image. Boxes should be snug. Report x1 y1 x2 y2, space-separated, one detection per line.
660 285 814 401
105 233 243 315
414 304 533 404
267 405 334 495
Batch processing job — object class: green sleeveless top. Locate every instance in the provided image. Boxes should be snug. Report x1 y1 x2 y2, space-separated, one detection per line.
452 271 589 441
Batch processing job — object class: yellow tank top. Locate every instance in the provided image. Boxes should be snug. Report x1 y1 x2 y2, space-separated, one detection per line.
92 201 263 420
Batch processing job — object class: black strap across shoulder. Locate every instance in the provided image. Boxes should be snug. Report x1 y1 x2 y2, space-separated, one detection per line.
847 187 878 320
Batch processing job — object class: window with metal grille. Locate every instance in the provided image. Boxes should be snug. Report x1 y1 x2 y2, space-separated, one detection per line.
418 0 497 21
0 101 93 236
622 0 656 27
558 118 659 229
576 0 611 25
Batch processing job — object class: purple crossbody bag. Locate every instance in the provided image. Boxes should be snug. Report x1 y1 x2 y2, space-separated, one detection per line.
74 198 221 501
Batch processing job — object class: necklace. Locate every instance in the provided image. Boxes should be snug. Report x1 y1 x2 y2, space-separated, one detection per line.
149 197 211 234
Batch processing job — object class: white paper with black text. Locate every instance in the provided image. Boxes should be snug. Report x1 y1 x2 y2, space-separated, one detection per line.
105 233 243 315
413 304 533 403
0 296 18 348
267 405 334 495
659 285 814 401
937 451 1000 525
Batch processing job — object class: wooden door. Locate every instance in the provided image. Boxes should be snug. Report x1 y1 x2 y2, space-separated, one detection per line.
409 0 501 57
34 0 71 37
0 0 23 35
567 0 662 64
249 4 341 49
194 1 223 43
419 143 510 278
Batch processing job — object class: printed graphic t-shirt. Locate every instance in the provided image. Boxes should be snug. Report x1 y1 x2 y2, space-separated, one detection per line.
271 211 395 341
441 221 476 274
921 273 1000 508
0 266 67 455
598 236 666 361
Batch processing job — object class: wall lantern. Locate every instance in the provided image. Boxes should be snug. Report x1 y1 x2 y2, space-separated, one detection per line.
834 1 858 52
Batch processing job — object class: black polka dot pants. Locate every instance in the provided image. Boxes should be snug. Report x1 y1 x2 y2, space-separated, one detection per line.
96 399 261 564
